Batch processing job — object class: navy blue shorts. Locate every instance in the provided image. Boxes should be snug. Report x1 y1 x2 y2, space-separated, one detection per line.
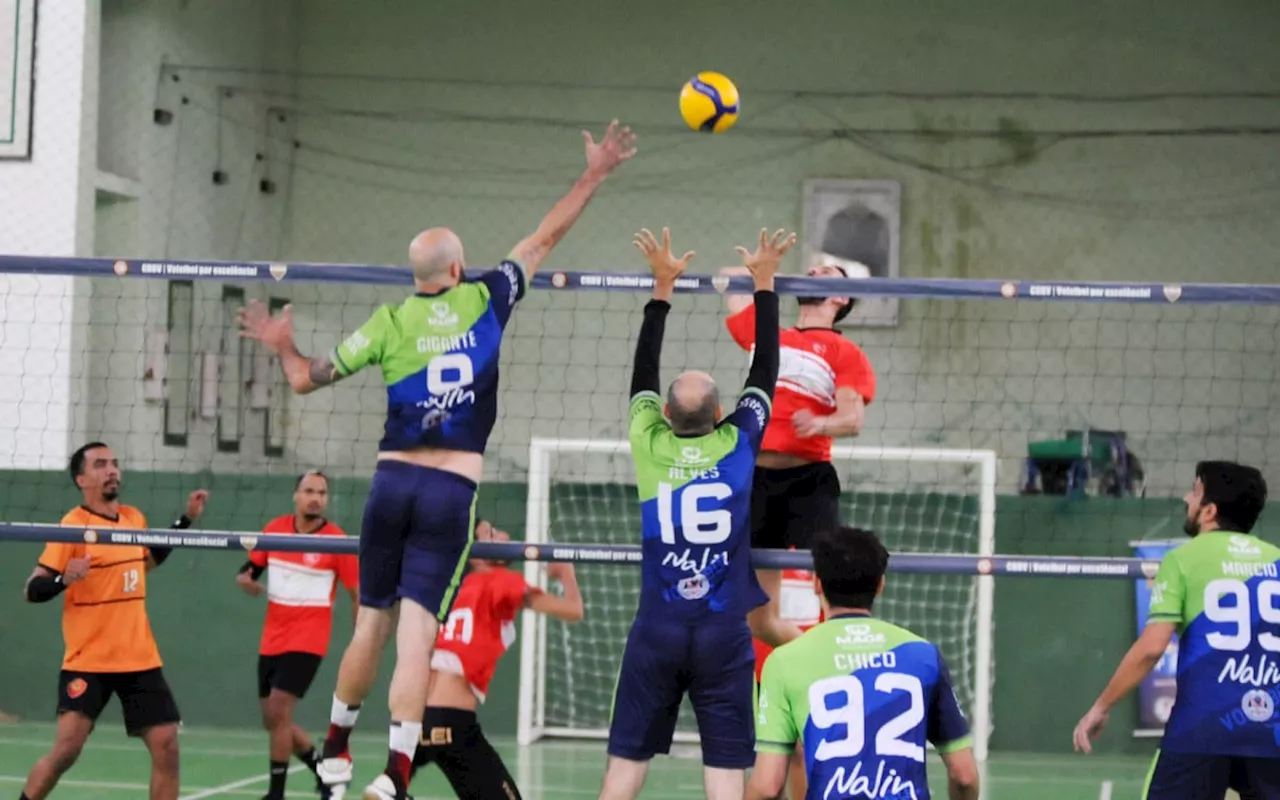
607 619 755 769
358 461 476 618
1145 750 1280 799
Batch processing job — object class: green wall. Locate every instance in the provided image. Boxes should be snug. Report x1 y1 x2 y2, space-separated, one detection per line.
4 471 1274 756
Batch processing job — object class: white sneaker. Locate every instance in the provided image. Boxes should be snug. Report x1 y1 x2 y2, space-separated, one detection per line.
317 756 353 793
362 774 398 800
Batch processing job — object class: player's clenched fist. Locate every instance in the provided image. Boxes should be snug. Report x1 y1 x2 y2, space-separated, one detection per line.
235 571 263 597
62 556 91 585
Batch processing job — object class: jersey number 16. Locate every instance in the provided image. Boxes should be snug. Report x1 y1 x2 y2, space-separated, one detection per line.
657 482 731 546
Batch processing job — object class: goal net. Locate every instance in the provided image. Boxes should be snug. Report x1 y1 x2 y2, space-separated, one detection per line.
518 438 996 760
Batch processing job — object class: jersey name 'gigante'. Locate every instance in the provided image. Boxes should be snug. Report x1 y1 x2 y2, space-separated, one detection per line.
1148 530 1280 757
330 261 525 454
628 387 771 622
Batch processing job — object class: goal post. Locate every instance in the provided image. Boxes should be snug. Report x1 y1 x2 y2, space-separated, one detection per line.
517 436 997 763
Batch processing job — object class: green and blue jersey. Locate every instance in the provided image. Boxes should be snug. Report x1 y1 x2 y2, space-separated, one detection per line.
1147 531 1280 757
330 261 524 454
756 614 971 800
628 388 772 622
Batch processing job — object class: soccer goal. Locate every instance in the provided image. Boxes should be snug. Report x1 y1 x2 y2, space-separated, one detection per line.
517 436 997 762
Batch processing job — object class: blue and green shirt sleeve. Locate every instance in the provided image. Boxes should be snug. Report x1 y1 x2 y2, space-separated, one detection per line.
926 650 973 753
474 259 526 328
331 304 393 378
755 649 800 754
1147 547 1186 625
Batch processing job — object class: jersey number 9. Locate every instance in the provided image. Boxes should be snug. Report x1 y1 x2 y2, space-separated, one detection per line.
808 673 926 764
1204 578 1280 652
657 482 732 546
428 353 475 395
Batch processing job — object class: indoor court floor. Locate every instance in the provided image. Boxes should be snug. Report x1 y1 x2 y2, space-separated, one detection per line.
0 721 1157 799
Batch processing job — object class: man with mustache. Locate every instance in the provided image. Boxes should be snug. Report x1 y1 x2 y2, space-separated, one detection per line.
19 441 208 800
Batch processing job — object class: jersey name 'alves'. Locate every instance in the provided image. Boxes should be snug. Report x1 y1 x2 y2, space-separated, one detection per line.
628 388 771 622
330 261 525 454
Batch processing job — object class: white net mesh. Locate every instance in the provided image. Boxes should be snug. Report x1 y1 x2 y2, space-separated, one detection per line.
526 442 994 742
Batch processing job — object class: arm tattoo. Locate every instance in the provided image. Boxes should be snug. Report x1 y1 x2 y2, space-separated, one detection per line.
308 355 342 387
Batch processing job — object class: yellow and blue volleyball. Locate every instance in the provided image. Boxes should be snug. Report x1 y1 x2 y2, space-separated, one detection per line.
679 72 740 133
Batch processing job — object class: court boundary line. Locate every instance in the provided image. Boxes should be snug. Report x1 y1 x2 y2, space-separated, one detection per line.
177 764 304 800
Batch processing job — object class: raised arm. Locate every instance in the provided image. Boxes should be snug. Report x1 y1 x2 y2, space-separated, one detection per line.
736 229 794 400
718 266 755 316
239 302 346 395
528 562 585 622
509 121 638 277
630 228 694 398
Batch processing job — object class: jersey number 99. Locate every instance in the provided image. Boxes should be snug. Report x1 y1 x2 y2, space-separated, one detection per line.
1204 578 1280 652
657 482 731 546
808 673 926 763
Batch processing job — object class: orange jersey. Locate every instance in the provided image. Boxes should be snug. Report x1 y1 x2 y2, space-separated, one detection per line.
753 567 824 682
726 303 876 463
249 516 358 657
40 506 162 673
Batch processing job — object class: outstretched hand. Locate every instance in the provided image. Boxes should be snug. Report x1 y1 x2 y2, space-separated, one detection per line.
584 120 638 178
735 228 797 283
633 228 694 286
238 300 294 355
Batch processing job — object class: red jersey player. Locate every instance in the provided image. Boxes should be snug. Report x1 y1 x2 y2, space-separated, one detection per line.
721 260 876 799
235 471 358 800
409 521 583 799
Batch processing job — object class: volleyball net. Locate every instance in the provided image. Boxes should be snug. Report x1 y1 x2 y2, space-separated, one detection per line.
4 251 1280 764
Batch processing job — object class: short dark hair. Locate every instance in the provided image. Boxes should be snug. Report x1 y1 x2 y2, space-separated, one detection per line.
812 526 889 610
68 441 110 486
295 469 328 490
666 382 720 436
1197 461 1267 533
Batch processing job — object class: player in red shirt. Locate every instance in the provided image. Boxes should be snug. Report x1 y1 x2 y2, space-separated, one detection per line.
720 262 875 636
235 470 358 800
409 520 583 799
722 260 876 799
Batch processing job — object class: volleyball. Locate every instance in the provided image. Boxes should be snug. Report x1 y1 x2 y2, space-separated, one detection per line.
679 72 740 133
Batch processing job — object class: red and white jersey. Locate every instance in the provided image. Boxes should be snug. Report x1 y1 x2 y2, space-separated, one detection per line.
432 567 542 702
753 566 823 682
249 515 358 657
726 303 876 463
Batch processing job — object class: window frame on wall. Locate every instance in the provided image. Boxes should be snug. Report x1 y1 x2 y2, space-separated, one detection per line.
163 280 195 447
216 285 247 453
264 296 290 458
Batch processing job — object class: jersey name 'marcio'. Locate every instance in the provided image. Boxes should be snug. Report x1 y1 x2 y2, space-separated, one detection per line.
1147 531 1280 757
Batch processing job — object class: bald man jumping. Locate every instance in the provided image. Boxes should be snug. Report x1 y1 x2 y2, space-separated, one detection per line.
239 121 637 800
598 227 790 800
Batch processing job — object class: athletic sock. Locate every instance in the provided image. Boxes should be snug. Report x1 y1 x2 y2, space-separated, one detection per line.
266 760 288 799
322 695 361 759
385 720 421 789
297 746 320 774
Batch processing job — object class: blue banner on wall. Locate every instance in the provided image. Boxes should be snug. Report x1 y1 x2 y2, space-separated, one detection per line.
1133 540 1182 736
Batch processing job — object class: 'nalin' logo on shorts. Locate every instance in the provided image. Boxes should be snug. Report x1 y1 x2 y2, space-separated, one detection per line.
67 678 88 699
